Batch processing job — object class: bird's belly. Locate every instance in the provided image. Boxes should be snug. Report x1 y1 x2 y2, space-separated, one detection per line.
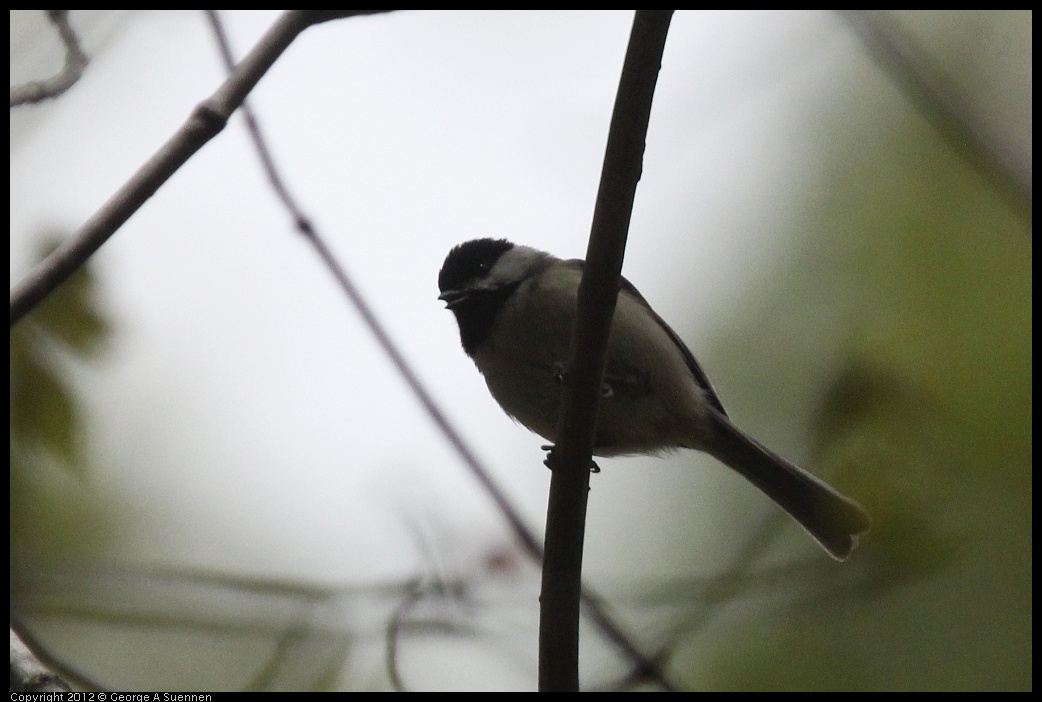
477 347 693 457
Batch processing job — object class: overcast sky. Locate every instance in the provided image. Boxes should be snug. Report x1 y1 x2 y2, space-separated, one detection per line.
15 10 1030 690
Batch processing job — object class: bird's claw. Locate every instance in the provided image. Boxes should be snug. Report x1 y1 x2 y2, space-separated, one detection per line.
542 445 600 473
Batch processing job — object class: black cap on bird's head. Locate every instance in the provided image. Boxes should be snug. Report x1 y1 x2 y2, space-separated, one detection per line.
438 238 521 356
437 238 515 305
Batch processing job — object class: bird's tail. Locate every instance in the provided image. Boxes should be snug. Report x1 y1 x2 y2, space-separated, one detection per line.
703 412 870 560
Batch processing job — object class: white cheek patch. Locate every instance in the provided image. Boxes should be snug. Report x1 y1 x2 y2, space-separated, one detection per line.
488 245 545 288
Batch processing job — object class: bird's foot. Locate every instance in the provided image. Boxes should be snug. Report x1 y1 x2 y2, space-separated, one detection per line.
542 445 601 473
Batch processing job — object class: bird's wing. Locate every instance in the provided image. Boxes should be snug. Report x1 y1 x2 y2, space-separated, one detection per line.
563 258 729 417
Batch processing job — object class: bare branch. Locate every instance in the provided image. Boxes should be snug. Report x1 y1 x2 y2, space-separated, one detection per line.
539 10 674 692
10 10 90 107
204 7 549 575
9 11 390 328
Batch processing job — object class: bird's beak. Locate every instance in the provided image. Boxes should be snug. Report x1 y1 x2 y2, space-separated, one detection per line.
438 289 468 309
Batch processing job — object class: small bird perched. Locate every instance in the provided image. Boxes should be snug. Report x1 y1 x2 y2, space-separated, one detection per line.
438 238 870 560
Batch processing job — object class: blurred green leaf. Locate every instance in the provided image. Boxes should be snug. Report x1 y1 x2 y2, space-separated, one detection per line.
10 233 111 474
10 232 116 559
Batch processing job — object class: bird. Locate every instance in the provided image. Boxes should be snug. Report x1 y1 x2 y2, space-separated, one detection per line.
437 238 870 560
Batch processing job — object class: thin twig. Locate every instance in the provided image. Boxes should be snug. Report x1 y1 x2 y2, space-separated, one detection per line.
9 11 389 328
539 10 674 692
837 10 1031 222
385 578 425 692
205 3 546 614
10 10 90 107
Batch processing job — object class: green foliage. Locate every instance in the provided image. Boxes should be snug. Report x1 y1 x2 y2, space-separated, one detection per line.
10 234 114 556
687 44 1031 692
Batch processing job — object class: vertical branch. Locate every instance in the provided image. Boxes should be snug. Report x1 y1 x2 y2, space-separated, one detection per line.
539 10 673 692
